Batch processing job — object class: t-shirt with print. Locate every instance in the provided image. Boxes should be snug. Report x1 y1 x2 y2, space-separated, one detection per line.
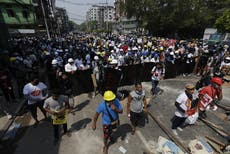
175 92 192 118
96 98 123 125
130 90 145 113
23 82 47 105
43 95 68 118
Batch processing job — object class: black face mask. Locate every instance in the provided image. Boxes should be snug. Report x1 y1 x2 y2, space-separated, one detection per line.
135 90 142 95
185 90 193 100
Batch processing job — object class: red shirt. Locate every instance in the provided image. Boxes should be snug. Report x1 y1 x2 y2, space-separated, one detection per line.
198 85 220 109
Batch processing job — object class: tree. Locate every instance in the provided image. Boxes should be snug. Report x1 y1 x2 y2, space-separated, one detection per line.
122 0 230 38
215 9 230 33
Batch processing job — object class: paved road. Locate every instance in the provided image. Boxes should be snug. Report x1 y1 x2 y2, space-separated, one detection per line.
1 75 230 154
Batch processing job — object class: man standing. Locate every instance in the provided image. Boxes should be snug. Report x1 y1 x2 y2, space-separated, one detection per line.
23 78 47 126
127 82 147 135
43 90 71 144
92 90 123 154
151 62 165 96
171 84 196 136
65 58 77 74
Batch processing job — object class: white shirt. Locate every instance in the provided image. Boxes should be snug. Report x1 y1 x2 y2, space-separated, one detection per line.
151 66 165 81
175 92 191 117
23 82 47 105
65 63 77 72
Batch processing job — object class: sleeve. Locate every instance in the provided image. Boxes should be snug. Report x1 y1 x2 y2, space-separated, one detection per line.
43 99 49 109
176 93 184 104
115 99 123 110
96 103 103 114
23 85 29 95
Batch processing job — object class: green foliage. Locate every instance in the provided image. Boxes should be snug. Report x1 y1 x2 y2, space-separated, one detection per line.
215 9 230 33
122 0 230 38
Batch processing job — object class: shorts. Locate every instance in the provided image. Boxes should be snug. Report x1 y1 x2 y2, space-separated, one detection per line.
103 125 112 140
130 111 145 127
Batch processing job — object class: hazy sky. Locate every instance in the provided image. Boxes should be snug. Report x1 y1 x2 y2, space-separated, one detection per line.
56 0 114 24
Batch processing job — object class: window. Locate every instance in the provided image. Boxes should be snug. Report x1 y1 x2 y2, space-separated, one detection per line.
22 10 29 18
6 9 15 17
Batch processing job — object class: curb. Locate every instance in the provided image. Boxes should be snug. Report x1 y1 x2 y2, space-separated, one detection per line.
0 99 26 140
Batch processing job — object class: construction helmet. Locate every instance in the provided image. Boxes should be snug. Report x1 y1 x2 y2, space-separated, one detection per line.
211 77 222 86
103 91 116 101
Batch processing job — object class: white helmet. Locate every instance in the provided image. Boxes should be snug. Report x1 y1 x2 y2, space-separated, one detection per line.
68 58 74 63
94 56 99 60
51 59 58 65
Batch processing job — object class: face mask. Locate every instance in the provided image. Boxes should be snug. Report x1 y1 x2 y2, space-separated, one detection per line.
135 90 142 95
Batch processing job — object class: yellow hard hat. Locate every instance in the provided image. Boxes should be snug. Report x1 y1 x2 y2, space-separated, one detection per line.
103 90 116 101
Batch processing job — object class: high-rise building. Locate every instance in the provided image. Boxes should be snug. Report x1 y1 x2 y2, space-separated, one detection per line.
86 5 114 29
113 0 137 34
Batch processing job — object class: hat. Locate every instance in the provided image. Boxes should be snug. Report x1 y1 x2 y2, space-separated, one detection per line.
94 56 99 60
68 58 74 63
51 59 58 65
185 84 195 89
103 91 116 101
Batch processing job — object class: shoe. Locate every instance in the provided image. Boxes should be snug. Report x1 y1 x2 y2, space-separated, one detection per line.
131 129 135 135
210 105 218 111
172 129 178 136
177 127 183 132
63 131 72 137
103 146 108 154
33 121 39 128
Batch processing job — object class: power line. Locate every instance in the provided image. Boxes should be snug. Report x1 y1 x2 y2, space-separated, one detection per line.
57 0 108 6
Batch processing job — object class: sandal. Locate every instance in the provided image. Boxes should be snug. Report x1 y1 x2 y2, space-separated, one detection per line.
131 129 135 135
103 146 108 154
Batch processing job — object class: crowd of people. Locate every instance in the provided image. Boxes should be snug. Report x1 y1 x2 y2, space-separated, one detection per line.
0 32 230 153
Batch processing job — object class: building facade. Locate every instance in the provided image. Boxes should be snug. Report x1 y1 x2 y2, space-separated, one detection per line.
86 5 115 30
0 0 37 33
55 7 69 34
113 0 137 34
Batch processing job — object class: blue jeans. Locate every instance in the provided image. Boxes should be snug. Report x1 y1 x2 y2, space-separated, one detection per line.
151 80 159 95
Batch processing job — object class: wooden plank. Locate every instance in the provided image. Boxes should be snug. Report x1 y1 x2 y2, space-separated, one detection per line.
205 136 226 148
215 103 230 111
148 111 191 154
207 140 223 154
200 118 229 138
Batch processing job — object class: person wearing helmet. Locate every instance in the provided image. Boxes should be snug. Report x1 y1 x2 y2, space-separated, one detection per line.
198 77 223 118
92 90 123 154
127 82 147 135
64 58 77 74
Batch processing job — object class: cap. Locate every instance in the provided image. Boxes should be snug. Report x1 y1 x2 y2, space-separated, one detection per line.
211 77 222 86
185 83 195 89
51 59 58 65
68 58 74 63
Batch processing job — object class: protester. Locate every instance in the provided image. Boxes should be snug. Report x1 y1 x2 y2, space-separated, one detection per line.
171 84 196 136
59 73 75 115
0 67 16 103
92 90 123 154
23 77 48 126
127 82 147 135
150 62 165 96
43 90 71 145
65 58 77 74
198 77 223 118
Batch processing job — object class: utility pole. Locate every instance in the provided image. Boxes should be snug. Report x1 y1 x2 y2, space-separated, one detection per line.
40 0 51 39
